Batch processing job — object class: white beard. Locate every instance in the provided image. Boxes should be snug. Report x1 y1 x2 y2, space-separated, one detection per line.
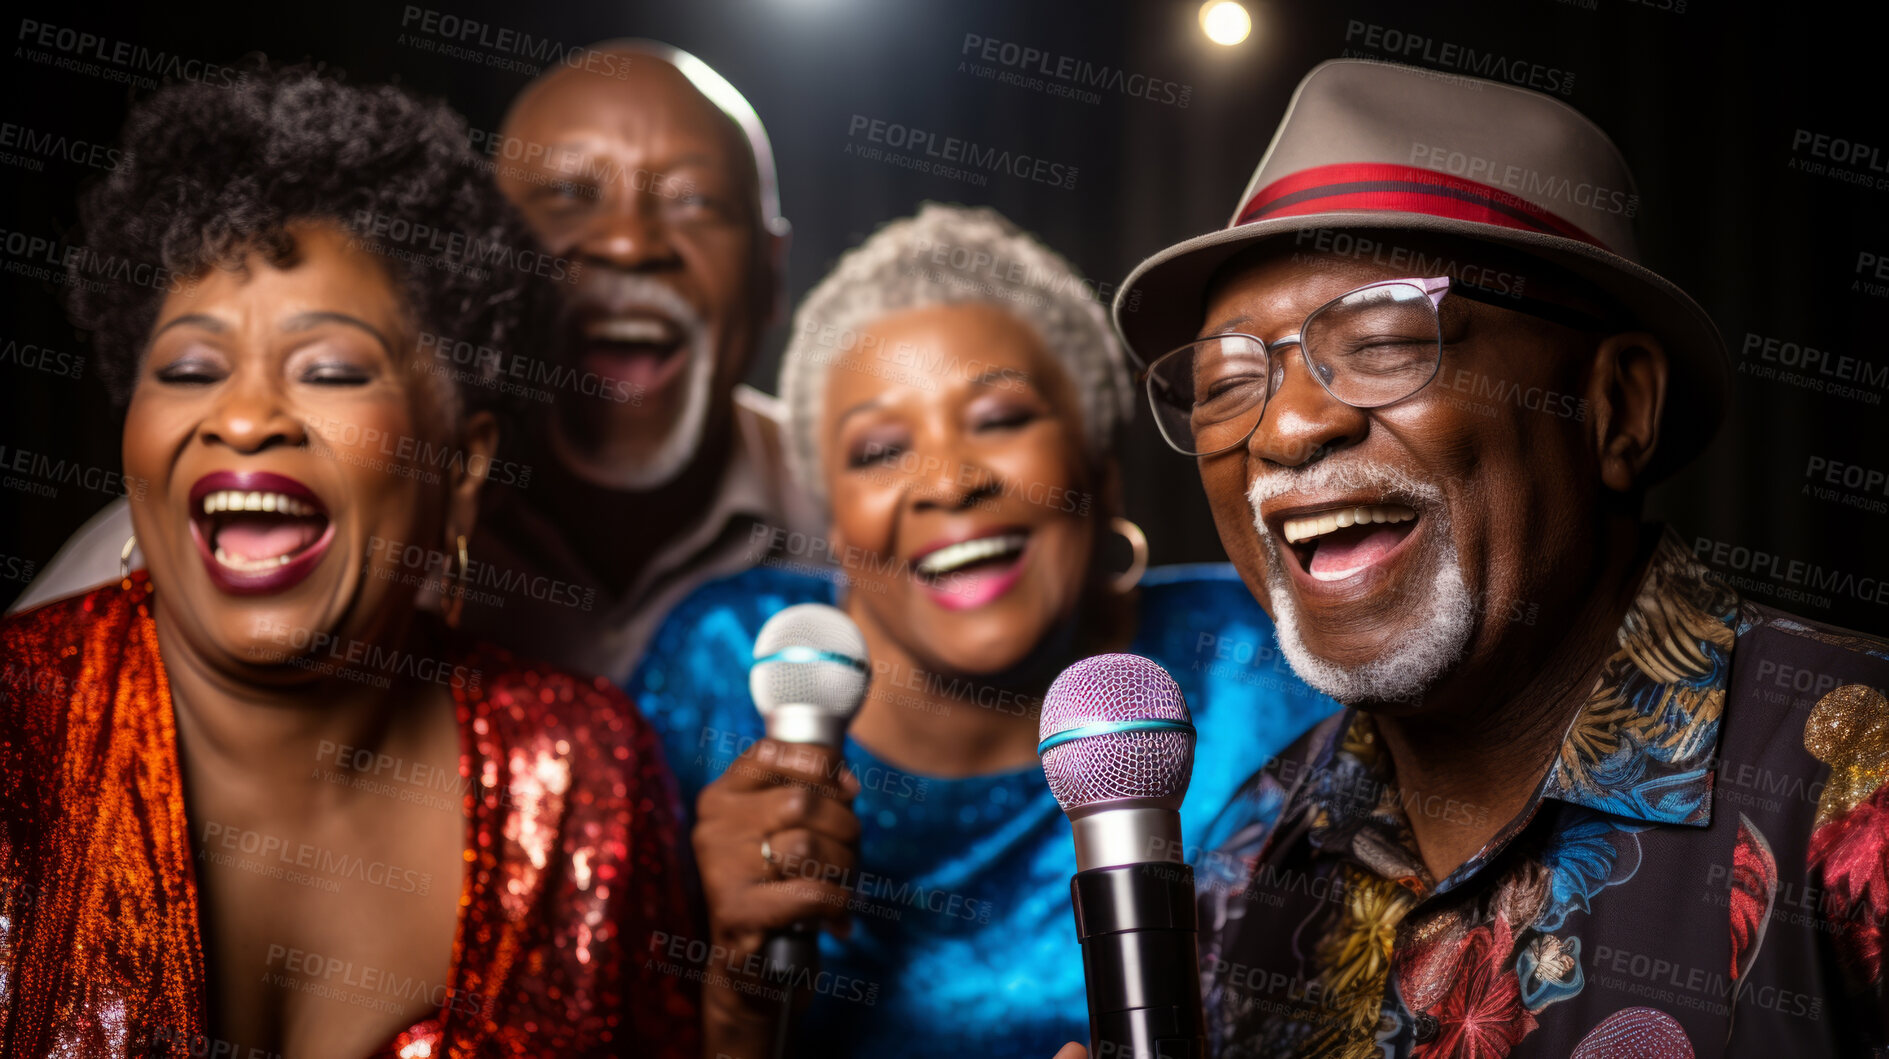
608 337 712 490
1247 460 1475 705
556 277 715 491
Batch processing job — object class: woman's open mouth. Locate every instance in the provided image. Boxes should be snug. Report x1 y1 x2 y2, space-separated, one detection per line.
911 529 1031 611
1278 502 1419 584
187 470 335 595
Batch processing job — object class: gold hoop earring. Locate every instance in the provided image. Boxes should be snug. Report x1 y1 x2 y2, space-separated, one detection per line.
1109 518 1148 594
120 534 139 582
443 533 470 627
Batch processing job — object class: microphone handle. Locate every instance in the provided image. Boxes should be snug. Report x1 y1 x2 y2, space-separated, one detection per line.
762 921 818 1059
1072 861 1207 1059
757 725 845 1058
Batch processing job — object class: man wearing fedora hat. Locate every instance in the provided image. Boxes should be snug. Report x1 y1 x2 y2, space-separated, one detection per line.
1096 59 1889 1057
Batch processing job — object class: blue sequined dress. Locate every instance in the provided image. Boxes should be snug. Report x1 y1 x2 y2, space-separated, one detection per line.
626 563 1336 1058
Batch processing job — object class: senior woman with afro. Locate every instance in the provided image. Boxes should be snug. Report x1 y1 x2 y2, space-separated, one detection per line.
0 66 696 1057
624 203 1338 1058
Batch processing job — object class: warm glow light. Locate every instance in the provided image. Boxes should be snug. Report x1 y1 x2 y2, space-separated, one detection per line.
1199 1 1252 46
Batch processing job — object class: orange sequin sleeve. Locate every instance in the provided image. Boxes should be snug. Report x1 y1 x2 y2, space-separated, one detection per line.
0 577 701 1058
0 574 208 1057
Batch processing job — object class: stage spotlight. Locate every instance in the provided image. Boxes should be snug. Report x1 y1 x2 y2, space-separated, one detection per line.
1199 1 1252 46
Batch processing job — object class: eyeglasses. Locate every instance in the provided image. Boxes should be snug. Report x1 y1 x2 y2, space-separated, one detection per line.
1140 275 1612 456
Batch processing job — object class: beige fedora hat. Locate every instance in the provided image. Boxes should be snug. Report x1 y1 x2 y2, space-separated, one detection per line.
1114 58 1727 479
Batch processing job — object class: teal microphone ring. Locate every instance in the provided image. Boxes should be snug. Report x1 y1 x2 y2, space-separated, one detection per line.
1035 718 1196 757
752 646 871 672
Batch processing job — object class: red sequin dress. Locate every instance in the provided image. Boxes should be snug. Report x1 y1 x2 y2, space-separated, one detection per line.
0 573 700 1057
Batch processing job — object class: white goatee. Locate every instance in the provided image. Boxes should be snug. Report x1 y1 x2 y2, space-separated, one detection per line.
1247 459 1474 705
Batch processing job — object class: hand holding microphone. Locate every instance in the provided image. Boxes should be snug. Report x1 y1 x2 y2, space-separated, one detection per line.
1040 654 1208 1059
693 604 870 1058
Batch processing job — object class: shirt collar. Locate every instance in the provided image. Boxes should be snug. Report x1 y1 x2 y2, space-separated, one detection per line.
484 384 793 608
712 385 788 538
1286 527 1742 881
1537 526 1740 827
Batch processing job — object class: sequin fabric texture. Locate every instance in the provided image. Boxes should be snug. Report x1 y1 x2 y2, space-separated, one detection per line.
1195 529 1889 1057
0 573 699 1057
626 562 1340 1058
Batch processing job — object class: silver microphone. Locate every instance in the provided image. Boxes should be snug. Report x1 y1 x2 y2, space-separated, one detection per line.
1039 653 1206 1058
1039 653 1196 872
750 602 870 745
747 603 870 1059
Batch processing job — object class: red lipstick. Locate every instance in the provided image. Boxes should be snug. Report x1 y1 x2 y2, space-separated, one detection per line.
187 470 335 596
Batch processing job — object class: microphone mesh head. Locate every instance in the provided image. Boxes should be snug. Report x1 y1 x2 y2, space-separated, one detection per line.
750 604 870 721
1038 653 1194 812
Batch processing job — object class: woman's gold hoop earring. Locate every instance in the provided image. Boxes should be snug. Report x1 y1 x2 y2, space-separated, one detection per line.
1109 518 1148 594
443 533 470 627
120 534 139 582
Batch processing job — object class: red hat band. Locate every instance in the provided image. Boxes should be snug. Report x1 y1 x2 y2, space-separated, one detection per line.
1235 162 1608 251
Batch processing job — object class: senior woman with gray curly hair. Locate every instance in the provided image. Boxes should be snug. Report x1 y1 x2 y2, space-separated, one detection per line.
624 203 1335 1058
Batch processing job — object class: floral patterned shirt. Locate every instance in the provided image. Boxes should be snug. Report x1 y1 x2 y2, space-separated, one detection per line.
1195 529 1889 1058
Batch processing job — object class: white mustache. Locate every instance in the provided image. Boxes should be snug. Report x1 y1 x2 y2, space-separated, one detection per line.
1246 458 1444 533
579 275 705 333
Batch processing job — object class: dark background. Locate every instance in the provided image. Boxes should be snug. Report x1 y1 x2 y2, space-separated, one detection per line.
4 0 1886 631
